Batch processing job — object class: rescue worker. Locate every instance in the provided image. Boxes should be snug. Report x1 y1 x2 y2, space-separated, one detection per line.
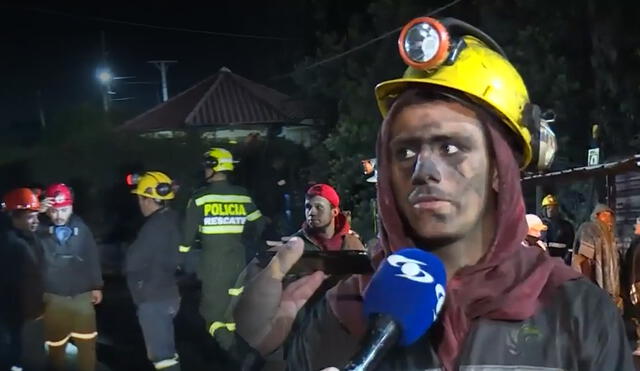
524 214 548 252
125 172 182 371
0 188 46 371
292 184 364 252
180 148 265 350
572 204 622 308
362 157 380 252
540 194 575 264
39 183 103 371
234 16 633 370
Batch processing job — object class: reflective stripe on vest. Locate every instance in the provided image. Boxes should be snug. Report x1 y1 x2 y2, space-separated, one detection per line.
179 245 191 253
199 225 244 234
209 321 236 337
228 287 244 296
548 242 567 248
195 194 252 206
246 210 262 222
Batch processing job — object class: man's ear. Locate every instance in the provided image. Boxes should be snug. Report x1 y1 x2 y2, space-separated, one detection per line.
491 167 499 192
331 207 340 218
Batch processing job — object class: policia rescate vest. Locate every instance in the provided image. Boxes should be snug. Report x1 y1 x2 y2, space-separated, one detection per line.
179 179 265 342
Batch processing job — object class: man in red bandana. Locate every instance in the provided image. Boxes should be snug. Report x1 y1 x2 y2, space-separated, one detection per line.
233 17 634 370
291 184 364 252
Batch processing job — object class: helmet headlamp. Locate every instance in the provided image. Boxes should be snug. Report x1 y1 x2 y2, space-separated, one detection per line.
126 173 141 186
399 17 451 70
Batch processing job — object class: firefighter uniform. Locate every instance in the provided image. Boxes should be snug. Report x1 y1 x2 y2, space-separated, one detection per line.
180 148 265 348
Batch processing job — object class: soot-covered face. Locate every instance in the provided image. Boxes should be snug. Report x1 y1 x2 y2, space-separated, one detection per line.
389 99 493 245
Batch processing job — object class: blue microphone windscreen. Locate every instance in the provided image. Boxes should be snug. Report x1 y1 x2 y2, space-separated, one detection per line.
362 248 447 346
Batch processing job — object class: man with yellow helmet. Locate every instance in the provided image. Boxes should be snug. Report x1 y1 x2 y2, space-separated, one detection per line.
180 147 265 352
539 194 575 264
233 17 633 370
126 171 182 371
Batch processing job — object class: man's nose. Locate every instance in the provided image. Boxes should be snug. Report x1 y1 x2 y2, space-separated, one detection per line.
411 152 442 185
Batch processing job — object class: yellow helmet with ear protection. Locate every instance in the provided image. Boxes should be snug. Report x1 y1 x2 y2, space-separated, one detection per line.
375 17 557 171
203 148 236 172
130 171 175 200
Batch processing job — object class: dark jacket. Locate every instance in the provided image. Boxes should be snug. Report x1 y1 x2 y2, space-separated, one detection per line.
0 227 45 322
541 215 575 262
125 207 181 305
282 278 633 370
39 215 103 296
623 236 640 319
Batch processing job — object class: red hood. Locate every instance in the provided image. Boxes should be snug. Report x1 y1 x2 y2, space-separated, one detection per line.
302 212 350 251
329 105 579 370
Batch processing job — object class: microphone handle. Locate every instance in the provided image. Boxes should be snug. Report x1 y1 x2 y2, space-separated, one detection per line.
342 314 400 371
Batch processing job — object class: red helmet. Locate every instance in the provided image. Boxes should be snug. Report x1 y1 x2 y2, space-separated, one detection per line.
3 188 41 212
44 183 73 208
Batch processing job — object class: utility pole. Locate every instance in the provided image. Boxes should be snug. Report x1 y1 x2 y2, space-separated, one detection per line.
147 60 177 102
37 90 47 129
101 31 111 113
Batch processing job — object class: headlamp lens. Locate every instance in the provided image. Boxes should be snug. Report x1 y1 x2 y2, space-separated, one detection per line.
538 121 557 170
126 174 140 186
404 22 441 63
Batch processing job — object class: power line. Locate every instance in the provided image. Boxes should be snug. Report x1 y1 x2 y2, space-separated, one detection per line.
24 7 297 41
269 0 465 81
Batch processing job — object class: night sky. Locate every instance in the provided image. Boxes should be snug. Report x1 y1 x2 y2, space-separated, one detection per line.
0 1 371 129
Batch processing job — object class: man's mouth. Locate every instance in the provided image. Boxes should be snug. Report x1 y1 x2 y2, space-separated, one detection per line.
410 194 452 211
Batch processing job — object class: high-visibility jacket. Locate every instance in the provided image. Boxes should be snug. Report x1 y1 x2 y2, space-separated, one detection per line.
180 180 265 338
180 180 264 268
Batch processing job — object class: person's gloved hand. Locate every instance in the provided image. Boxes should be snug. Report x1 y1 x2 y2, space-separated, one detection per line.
234 237 327 356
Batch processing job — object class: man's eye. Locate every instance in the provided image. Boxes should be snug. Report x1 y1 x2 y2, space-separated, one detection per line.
442 144 460 155
401 148 417 159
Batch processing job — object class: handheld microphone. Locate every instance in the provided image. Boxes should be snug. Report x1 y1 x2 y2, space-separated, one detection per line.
343 248 446 371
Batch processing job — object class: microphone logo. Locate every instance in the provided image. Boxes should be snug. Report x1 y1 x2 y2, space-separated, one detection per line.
433 283 445 320
388 255 434 283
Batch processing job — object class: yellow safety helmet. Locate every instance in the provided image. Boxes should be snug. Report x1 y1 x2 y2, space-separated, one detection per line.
375 17 557 171
541 194 558 207
203 148 236 172
129 171 175 200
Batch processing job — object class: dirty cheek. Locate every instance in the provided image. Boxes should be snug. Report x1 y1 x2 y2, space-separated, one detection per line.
443 155 487 198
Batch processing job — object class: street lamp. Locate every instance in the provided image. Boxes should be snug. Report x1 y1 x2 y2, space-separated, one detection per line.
95 67 136 112
96 68 113 84
96 67 113 113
